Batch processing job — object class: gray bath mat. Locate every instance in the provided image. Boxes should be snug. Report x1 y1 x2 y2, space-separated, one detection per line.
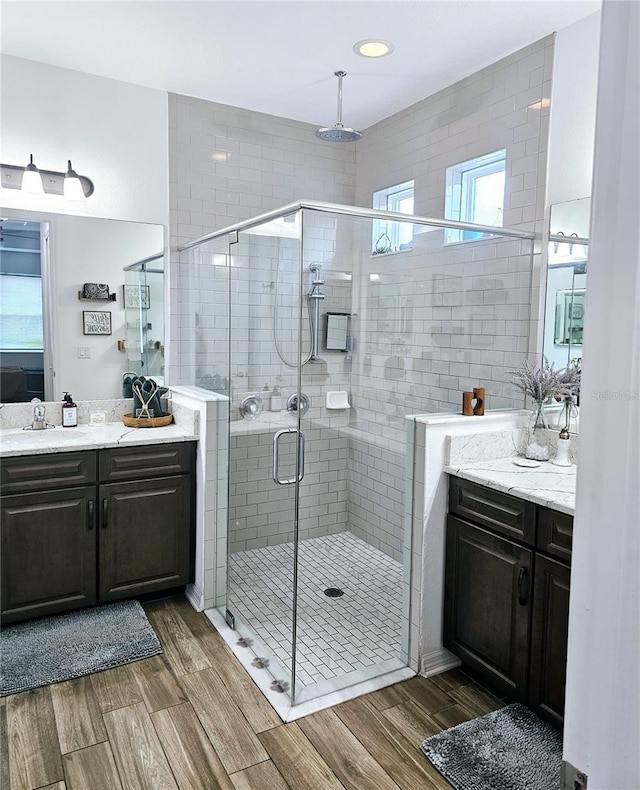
420 703 562 790
1 600 162 696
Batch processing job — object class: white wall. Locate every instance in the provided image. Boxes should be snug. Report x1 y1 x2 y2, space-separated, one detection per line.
0 55 169 226
546 12 601 207
563 2 640 788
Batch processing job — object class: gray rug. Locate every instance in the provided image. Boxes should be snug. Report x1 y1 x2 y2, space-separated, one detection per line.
1 600 162 696
420 703 562 790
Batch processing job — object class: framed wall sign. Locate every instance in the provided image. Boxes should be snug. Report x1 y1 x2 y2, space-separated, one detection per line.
123 284 150 310
83 310 112 335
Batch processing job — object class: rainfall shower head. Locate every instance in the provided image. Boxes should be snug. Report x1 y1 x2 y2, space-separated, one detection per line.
316 71 362 143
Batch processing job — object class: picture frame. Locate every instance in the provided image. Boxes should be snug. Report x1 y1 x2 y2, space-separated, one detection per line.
123 284 151 310
83 310 112 335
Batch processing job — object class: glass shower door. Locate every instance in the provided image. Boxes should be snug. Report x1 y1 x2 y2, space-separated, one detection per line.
291 208 411 705
225 219 303 696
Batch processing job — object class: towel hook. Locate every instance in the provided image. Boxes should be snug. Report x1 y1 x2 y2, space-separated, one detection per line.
553 230 565 254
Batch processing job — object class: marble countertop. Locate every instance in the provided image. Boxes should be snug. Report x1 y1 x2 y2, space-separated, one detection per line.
444 456 577 515
0 422 197 457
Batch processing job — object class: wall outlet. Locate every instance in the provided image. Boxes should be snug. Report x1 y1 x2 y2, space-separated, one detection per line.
561 760 588 790
77 346 91 358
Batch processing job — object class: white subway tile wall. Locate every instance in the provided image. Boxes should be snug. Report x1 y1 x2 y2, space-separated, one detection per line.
356 36 553 231
169 97 356 386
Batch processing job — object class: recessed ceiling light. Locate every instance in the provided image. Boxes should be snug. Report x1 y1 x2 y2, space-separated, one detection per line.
353 39 394 58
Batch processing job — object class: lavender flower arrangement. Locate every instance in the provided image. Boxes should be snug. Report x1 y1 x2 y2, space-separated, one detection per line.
510 357 581 404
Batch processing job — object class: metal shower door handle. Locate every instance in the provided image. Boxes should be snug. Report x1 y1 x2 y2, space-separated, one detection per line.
272 428 305 485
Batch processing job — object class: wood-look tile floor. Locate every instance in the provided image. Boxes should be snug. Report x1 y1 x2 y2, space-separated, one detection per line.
1 596 506 790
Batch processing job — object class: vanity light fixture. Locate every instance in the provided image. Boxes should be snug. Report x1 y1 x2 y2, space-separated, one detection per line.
353 39 394 58
0 155 94 199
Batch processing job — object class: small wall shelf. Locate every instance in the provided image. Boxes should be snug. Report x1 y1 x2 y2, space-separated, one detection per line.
78 291 116 302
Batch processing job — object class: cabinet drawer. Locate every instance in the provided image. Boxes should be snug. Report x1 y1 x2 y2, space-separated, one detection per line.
537 508 573 563
449 477 536 545
99 442 195 482
0 451 97 494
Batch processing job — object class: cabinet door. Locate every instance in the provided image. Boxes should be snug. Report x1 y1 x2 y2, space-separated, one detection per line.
1 487 97 623
444 515 533 700
529 554 570 728
99 476 191 601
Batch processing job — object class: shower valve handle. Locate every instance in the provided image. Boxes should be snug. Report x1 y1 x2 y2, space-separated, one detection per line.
272 428 305 485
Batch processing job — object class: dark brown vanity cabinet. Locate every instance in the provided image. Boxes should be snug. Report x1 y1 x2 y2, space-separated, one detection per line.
1 442 196 624
444 477 572 727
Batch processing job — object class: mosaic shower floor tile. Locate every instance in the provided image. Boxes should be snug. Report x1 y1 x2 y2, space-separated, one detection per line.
228 531 403 694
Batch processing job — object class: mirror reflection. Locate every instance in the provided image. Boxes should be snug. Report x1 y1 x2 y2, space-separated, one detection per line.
543 198 589 433
0 211 164 402
544 198 590 371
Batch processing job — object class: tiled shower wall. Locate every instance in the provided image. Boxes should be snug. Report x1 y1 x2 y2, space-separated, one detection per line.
168 96 356 386
355 35 554 353
228 424 350 554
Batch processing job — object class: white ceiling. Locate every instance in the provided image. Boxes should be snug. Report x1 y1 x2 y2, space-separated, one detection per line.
1 0 600 130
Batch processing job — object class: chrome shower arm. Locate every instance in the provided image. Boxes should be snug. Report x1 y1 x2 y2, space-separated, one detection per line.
335 70 345 126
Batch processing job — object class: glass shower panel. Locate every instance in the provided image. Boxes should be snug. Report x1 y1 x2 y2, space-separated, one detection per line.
293 209 414 704
178 202 535 712
225 216 303 695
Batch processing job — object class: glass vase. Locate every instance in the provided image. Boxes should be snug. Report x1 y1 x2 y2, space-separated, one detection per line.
525 403 550 461
555 395 579 434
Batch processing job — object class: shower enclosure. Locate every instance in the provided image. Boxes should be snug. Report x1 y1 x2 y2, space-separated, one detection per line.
179 201 534 713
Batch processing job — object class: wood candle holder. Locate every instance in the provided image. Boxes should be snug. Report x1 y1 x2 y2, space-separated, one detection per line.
473 387 485 416
462 391 474 416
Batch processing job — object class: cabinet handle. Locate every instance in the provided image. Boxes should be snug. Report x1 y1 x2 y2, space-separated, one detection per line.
517 566 529 605
87 499 95 530
102 498 109 528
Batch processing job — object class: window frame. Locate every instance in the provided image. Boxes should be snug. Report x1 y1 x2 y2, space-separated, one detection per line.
372 180 415 255
445 150 506 243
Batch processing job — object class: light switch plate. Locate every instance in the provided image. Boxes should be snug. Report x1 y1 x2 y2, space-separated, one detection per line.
77 346 91 358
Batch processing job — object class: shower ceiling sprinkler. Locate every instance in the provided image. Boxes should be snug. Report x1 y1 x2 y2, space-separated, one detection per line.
316 71 363 142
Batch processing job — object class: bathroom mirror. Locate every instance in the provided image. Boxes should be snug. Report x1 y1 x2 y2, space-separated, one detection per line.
0 209 164 402
542 198 589 433
543 197 590 370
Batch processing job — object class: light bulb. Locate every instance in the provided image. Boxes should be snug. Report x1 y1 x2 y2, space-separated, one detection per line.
63 160 85 201
21 154 44 194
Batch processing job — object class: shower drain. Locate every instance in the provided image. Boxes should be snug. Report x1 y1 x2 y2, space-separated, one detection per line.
324 587 344 598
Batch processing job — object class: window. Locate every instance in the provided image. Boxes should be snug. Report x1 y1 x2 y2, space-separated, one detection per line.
0 275 43 350
444 150 506 243
0 224 44 351
372 180 414 254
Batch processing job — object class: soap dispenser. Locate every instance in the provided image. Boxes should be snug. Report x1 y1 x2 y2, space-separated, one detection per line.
62 392 78 427
552 427 572 466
